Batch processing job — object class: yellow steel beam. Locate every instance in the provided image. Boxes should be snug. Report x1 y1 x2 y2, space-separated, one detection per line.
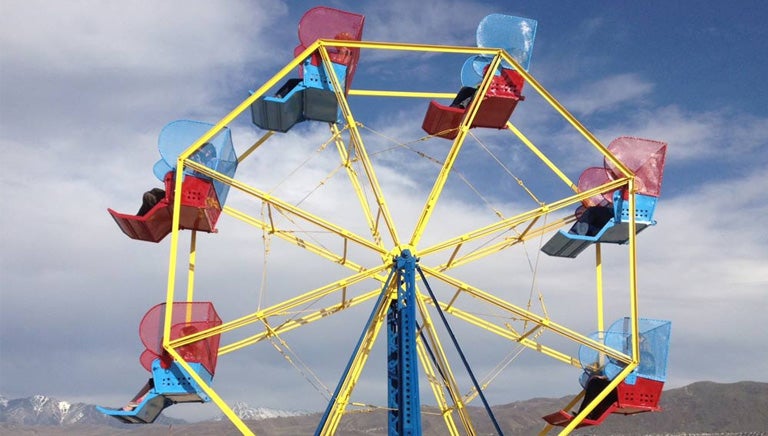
626 183 641 372
319 39 517 56
595 244 605 334
506 122 577 192
348 89 457 99
219 288 381 355
318 43 402 248
415 337 462 436
496 50 633 180
409 52 504 248
319 285 394 435
435 217 574 272
238 131 274 164
329 123 385 249
433 302 581 368
221 263 390 340
185 159 387 256
559 363 638 434
418 177 627 259
163 171 184 348
170 40 318 167
164 348 254 435
421 266 631 364
186 230 197 303
223 205 370 273
415 293 475 434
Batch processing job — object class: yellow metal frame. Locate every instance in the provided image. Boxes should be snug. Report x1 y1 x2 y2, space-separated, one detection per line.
155 39 644 435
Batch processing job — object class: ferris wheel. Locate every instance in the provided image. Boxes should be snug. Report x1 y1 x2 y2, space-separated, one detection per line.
98 7 671 436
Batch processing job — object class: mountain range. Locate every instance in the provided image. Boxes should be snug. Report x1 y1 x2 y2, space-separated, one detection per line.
1 381 766 435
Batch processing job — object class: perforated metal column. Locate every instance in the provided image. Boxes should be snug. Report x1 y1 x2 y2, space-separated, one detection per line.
387 250 422 436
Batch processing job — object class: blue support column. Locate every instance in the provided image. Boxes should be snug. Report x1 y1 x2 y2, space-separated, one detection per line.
387 249 422 436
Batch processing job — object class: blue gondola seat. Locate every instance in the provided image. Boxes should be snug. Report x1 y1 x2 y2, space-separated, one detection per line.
96 358 214 424
251 61 348 132
541 136 667 259
541 190 658 258
98 302 222 424
251 6 364 132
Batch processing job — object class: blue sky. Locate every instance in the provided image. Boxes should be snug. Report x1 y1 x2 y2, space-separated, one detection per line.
1 0 767 427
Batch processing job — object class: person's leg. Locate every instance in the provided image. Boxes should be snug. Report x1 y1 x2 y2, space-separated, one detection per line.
122 379 153 410
578 377 617 420
587 206 615 236
450 87 477 108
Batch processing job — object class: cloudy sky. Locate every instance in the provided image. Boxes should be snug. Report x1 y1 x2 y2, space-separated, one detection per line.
1 0 767 427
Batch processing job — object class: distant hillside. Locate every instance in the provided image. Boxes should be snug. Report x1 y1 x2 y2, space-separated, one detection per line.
1 381 766 435
566 380 768 435
484 380 768 435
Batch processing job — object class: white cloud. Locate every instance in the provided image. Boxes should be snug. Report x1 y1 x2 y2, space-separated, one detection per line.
593 105 768 163
0 0 286 73
631 169 768 383
0 0 289 146
561 73 655 117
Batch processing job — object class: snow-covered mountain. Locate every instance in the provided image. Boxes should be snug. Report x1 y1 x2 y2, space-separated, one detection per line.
219 401 310 421
0 394 107 426
0 394 184 427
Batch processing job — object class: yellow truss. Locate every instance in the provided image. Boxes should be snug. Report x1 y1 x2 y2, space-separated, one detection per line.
157 39 644 435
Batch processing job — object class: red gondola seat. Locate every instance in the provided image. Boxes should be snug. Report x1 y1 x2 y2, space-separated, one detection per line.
614 376 664 414
422 68 525 140
542 376 664 428
544 318 671 428
108 171 221 243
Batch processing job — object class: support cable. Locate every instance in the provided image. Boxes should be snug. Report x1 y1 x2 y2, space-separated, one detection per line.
415 321 449 386
315 266 398 435
416 265 504 436
266 325 332 400
469 131 542 206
